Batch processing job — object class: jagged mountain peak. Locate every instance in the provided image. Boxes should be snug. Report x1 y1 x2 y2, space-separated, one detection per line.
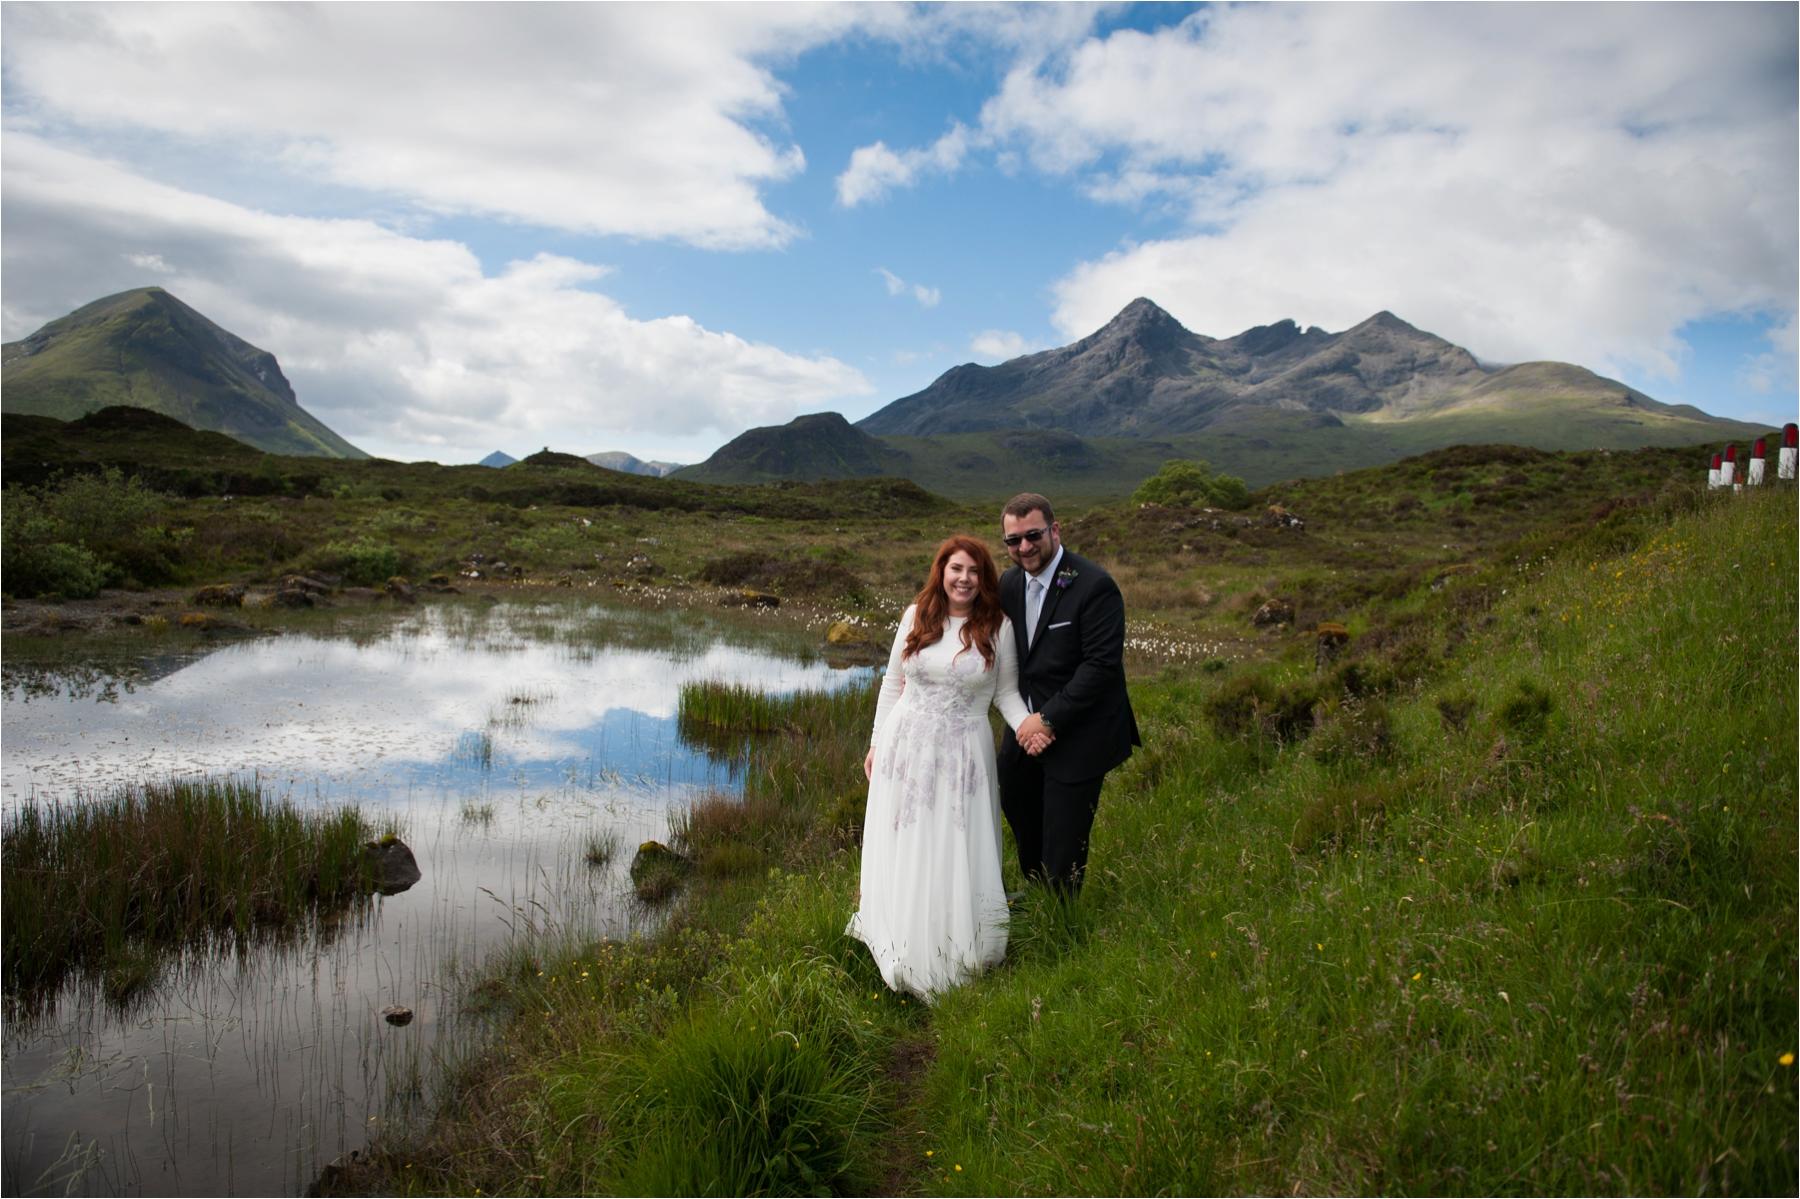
1104 297 1187 332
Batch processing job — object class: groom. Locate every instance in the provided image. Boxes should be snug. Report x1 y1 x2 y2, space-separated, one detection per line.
997 492 1140 896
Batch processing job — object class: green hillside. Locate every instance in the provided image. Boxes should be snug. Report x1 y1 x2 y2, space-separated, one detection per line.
2 288 366 458
877 404 1767 503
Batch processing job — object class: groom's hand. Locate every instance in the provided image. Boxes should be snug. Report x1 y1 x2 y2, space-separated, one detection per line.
1017 713 1053 755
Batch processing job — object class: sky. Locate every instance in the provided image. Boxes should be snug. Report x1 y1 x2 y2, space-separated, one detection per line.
2 1 1795 466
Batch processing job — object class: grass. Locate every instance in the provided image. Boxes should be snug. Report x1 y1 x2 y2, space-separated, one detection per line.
328 485 1795 1197
582 830 620 868
1 776 391 1018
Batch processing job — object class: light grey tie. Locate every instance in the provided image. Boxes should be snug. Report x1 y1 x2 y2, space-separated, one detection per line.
1026 575 1045 648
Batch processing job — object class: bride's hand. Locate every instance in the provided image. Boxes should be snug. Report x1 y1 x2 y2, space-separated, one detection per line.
863 746 875 780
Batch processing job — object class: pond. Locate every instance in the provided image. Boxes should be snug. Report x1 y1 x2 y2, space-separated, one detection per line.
0 597 872 1197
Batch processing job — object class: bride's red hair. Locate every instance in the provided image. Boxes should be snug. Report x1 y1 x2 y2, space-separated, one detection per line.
905 535 1004 667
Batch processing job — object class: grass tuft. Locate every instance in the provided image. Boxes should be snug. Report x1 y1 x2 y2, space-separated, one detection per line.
2 777 387 1017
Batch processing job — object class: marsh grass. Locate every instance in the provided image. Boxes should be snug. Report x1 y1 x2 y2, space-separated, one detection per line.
581 829 619 868
1 776 387 1018
676 681 795 763
450 729 494 770
458 799 496 827
334 488 1797 1197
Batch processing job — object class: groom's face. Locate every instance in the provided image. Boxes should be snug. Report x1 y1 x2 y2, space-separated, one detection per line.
1002 509 1060 574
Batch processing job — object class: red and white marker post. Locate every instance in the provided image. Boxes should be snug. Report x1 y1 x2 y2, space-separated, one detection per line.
1747 438 1767 486
1722 444 1738 489
1708 452 1723 489
1781 424 1798 482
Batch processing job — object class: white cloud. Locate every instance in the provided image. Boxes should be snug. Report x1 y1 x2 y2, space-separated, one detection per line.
875 267 941 309
858 5 1799 385
0 3 876 249
970 330 1035 362
1 135 872 462
837 124 972 207
1738 314 1800 400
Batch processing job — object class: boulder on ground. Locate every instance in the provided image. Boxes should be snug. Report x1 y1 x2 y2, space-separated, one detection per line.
270 587 316 609
192 583 246 607
1264 505 1305 530
1252 598 1295 627
826 619 872 646
362 837 422 895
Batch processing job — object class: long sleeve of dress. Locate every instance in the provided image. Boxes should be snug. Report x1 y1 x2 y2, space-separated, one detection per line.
991 617 1031 733
869 605 913 747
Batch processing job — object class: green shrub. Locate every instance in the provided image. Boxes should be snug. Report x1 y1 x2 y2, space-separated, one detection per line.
313 536 405 586
1132 459 1252 510
1 502 107 598
1 469 180 595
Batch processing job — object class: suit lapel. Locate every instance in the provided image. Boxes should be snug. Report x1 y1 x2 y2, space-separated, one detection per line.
1003 568 1030 663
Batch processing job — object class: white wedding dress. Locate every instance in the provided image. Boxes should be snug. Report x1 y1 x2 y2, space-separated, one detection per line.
847 605 1030 1000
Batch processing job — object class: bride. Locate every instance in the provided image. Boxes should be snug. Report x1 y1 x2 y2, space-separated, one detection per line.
847 534 1047 1000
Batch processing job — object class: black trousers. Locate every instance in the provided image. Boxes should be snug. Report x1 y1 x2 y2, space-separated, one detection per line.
998 750 1105 895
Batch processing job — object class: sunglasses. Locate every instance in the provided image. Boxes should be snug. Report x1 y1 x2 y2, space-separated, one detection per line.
1001 527 1049 548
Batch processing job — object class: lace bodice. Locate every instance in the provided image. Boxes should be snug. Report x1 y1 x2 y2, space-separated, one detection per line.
870 607 1029 744
867 607 1030 832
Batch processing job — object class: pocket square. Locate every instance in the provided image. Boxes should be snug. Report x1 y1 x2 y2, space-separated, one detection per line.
1047 621 1072 630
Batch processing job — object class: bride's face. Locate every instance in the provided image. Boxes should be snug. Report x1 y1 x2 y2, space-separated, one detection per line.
941 550 980 613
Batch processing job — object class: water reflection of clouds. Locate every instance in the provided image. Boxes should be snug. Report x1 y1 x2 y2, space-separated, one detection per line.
3 616 868 805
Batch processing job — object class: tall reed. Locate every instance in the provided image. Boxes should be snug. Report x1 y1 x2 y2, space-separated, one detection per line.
3 777 387 1014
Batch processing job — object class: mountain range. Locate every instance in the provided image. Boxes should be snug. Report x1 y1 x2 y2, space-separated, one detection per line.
1 288 365 458
679 299 1761 496
2 289 1763 497
584 451 683 477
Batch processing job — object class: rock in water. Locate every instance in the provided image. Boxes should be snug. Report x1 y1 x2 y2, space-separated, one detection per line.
629 840 692 902
381 1004 414 1026
362 837 422 895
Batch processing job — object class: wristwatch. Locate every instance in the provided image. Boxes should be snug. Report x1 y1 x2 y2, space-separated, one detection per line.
1038 715 1054 734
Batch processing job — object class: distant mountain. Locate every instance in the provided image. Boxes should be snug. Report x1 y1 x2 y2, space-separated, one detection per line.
671 299 1760 500
858 298 1723 439
1 288 365 458
479 450 518 468
586 450 683 477
676 412 910 484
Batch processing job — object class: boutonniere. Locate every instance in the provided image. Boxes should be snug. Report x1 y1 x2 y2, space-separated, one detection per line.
1054 566 1079 590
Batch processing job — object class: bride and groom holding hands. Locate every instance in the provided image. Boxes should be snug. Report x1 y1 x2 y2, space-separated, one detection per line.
848 493 1140 1000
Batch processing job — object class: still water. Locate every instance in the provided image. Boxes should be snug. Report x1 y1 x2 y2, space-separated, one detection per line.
1 598 870 1196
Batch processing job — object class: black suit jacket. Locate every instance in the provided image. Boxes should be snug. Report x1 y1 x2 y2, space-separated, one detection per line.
999 549 1141 783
